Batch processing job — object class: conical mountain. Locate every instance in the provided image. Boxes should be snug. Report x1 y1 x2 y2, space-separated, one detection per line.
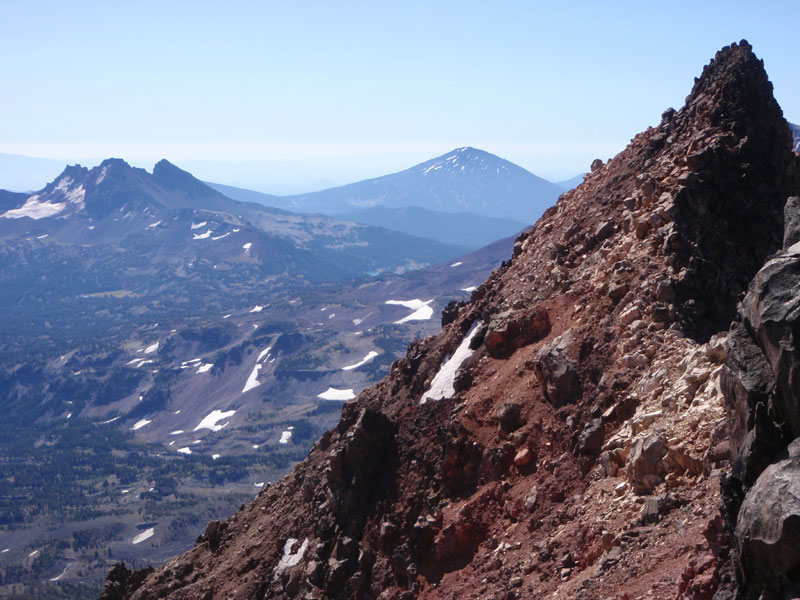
105 41 799 600
277 147 563 223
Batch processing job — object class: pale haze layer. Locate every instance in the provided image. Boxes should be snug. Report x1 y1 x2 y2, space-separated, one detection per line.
1 0 798 193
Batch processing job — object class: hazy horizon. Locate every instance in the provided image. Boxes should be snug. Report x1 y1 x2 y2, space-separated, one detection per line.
2 1 799 193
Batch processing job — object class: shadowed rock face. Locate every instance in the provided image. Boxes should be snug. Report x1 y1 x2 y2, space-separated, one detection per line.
103 41 799 600
722 199 800 599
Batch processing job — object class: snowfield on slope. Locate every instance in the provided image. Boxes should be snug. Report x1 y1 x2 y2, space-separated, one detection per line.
194 409 236 432
317 387 356 401
421 322 480 403
342 351 379 370
385 299 434 324
131 528 155 544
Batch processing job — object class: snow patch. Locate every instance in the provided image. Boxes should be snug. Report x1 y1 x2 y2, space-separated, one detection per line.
144 342 159 354
450 261 463 267
257 346 272 362
342 351 379 370
250 305 264 313
132 419 151 431
1 195 66 219
176 447 192 455
279 430 292 444
273 538 309 578
461 286 477 293
170 430 184 435
421 323 480 404
386 299 434 324
211 232 231 240
317 387 355 401
212 454 220 460
131 528 154 544
196 363 213 374
194 409 236 432
29 550 39 558
243 242 252 252
191 221 207 230
146 220 162 229
242 363 262 392
193 229 212 240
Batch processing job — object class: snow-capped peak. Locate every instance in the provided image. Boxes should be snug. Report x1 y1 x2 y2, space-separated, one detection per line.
418 147 509 177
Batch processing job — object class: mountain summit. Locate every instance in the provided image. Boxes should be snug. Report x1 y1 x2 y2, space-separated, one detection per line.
104 41 798 600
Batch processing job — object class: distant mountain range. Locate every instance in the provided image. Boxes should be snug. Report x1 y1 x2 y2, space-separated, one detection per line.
208 147 563 248
0 158 467 284
791 121 800 152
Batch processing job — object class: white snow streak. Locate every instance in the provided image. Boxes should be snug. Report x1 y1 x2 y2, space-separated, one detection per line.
131 528 155 544
386 299 434 324
144 342 159 354
191 221 207 230
317 387 355 401
342 351 379 370
421 323 480 404
131 419 151 431
242 363 262 392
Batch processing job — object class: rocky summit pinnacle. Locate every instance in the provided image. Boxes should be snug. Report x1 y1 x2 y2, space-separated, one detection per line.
102 41 799 600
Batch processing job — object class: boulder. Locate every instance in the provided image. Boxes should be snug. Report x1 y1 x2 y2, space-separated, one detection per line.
625 433 668 494
534 333 582 406
484 309 550 358
577 418 604 456
783 196 800 249
496 403 523 434
736 448 800 598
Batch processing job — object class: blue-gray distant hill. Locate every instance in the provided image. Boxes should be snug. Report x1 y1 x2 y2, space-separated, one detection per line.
790 121 800 152
265 147 563 224
555 173 586 190
333 205 527 250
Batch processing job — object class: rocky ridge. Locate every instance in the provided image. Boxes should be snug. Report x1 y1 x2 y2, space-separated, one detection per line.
103 41 799 600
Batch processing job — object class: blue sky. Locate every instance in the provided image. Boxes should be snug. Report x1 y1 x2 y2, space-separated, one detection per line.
1 1 798 192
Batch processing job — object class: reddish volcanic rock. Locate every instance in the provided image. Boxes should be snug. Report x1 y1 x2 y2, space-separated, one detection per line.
102 41 799 600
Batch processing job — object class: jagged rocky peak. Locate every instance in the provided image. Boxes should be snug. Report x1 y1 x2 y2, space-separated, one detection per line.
102 42 799 600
